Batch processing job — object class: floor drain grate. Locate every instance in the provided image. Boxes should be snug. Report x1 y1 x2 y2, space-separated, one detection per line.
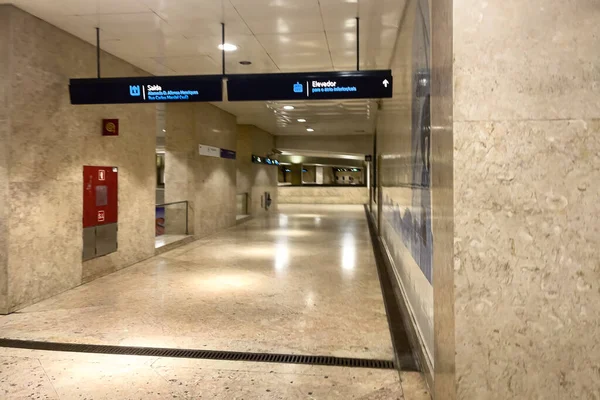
0 338 395 370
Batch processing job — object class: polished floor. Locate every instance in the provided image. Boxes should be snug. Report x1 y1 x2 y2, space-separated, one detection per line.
0 205 429 399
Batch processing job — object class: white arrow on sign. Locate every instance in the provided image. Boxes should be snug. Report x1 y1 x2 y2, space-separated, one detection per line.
382 79 389 88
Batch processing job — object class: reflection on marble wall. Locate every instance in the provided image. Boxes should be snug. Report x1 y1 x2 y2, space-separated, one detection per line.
1 6 156 311
454 0 600 398
236 125 279 217
165 103 238 238
376 0 435 382
430 0 455 396
278 187 368 205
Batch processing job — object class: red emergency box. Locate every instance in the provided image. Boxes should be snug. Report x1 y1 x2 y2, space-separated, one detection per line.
83 166 118 260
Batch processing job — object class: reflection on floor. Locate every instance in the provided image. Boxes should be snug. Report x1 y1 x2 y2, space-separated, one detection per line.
154 234 190 249
0 204 429 399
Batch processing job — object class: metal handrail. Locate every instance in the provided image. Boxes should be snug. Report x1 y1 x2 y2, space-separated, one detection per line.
156 200 189 235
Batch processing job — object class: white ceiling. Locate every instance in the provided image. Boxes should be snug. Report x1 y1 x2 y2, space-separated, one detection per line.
4 0 404 135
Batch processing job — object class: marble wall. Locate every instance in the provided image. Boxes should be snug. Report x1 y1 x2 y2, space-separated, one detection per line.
453 0 600 398
236 125 279 217
0 7 9 313
0 6 156 312
278 187 368 205
375 0 437 386
165 103 238 238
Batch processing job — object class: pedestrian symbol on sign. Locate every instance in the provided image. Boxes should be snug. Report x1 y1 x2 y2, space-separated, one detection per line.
98 170 105 181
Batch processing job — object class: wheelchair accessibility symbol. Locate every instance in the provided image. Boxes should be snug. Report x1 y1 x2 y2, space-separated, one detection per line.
293 82 303 93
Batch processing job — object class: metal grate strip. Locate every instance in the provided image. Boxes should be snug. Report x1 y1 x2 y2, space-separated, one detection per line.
0 338 395 370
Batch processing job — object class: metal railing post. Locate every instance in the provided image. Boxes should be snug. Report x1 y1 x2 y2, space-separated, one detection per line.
185 201 189 235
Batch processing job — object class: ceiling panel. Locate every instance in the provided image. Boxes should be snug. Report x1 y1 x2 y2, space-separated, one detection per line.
101 35 202 59
271 52 333 71
77 12 181 36
256 32 328 55
242 14 324 36
230 0 320 20
10 0 151 16
142 0 226 21
166 18 251 38
155 55 219 75
130 57 177 75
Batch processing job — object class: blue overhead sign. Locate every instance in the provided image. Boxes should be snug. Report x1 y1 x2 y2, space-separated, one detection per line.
227 70 393 101
69 75 223 105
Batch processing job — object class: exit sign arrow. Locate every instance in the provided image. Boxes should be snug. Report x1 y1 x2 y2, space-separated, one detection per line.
382 79 389 88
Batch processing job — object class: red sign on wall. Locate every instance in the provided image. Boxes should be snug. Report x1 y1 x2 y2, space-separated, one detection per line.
102 119 119 136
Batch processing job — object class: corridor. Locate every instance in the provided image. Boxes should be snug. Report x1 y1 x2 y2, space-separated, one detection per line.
0 205 428 399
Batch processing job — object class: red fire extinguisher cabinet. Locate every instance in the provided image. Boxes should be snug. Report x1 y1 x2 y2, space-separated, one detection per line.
82 166 118 261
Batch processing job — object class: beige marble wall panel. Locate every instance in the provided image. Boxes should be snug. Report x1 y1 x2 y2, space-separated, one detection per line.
237 125 279 216
4 6 156 308
193 158 236 236
0 119 8 314
193 105 237 236
454 0 600 121
0 6 9 122
278 187 368 205
251 166 278 216
166 103 238 238
454 119 600 399
165 104 196 235
453 0 600 398
236 127 253 196
0 7 10 314
8 182 82 309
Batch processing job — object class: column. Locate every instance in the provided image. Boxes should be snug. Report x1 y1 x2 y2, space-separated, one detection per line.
452 0 600 398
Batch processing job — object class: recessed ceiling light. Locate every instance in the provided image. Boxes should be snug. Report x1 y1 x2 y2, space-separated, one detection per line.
297 118 306 122
283 105 295 110
162 129 166 132
306 128 314 132
218 43 237 51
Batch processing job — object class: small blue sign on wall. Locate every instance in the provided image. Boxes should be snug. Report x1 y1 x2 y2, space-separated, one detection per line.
220 149 236 160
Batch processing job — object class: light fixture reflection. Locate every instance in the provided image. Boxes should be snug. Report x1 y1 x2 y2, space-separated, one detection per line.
218 43 238 51
341 233 356 271
279 214 288 227
275 240 289 271
305 291 315 308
